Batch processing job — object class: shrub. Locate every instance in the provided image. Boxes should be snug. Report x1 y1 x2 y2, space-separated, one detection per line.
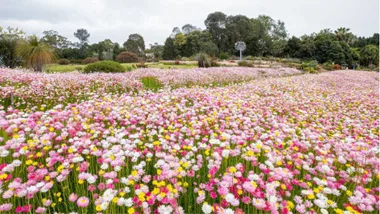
301 60 318 71
238 60 253 67
116 52 139 63
210 61 219 67
83 57 99 64
136 61 148 68
244 56 255 60
174 60 180 65
195 52 210 68
332 64 341 70
75 66 83 71
219 53 228 60
83 61 125 73
58 58 70 65
322 62 334 71
70 59 83 64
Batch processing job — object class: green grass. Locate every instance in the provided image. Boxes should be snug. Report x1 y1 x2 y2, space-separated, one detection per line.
140 76 163 91
44 62 197 73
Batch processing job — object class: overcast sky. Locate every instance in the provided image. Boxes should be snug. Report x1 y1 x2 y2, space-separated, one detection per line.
1 0 378 46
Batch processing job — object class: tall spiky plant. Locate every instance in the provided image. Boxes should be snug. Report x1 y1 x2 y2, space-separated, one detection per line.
16 35 55 72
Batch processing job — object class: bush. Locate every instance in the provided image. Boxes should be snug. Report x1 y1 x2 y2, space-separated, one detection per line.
195 52 210 68
58 58 70 65
174 60 180 65
83 57 99 64
136 61 148 68
332 64 341 70
238 60 253 67
219 52 228 60
69 59 83 64
301 60 318 71
244 56 255 60
322 62 333 71
84 61 125 73
116 52 139 63
75 66 83 71
210 61 219 67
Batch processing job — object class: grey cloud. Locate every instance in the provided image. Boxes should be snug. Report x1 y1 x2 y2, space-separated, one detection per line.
0 0 378 46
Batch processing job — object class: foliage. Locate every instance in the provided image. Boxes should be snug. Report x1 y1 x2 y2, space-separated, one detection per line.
332 64 341 70
16 35 56 72
219 52 228 60
136 61 148 68
58 58 70 65
360 45 379 66
195 52 210 68
301 60 318 73
238 60 253 67
123 34 145 57
116 51 139 63
41 30 70 49
73 28 90 47
83 57 99 64
0 26 25 68
162 38 178 60
83 60 125 73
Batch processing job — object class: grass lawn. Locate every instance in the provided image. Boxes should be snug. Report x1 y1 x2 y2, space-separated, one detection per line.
44 62 197 73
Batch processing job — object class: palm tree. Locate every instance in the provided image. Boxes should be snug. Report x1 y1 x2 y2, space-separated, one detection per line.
334 27 354 44
16 35 55 72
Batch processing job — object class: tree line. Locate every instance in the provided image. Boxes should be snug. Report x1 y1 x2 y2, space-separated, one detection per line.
0 11 378 69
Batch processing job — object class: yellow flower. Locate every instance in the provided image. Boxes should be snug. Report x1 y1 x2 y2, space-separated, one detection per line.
45 176 50 181
78 179 84 184
96 205 102 212
334 208 343 214
112 197 119 203
229 167 237 173
0 174 7 180
131 170 138 177
281 184 287 190
157 169 162 175
128 208 135 214
346 190 352 196
99 170 105 175
119 192 125 197
307 194 315 200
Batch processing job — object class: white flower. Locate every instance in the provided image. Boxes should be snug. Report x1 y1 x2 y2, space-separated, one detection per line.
157 205 173 214
224 208 234 214
225 193 235 203
202 203 212 214
321 209 328 214
222 150 230 158
124 198 133 207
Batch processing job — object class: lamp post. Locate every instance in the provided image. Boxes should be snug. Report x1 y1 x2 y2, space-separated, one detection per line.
235 41 246 61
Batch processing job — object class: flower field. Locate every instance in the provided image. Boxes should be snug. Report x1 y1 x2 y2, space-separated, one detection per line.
0 69 379 214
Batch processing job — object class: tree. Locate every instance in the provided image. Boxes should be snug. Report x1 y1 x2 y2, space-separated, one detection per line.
149 43 164 59
123 34 145 57
270 39 287 57
182 24 199 35
0 26 26 68
334 27 354 44
41 30 70 49
360 45 379 66
204 12 228 52
74 28 90 47
16 35 55 72
200 41 218 57
162 37 178 60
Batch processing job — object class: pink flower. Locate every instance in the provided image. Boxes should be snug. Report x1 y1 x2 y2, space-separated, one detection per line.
0 203 12 211
77 196 89 207
69 193 78 202
35 207 46 213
